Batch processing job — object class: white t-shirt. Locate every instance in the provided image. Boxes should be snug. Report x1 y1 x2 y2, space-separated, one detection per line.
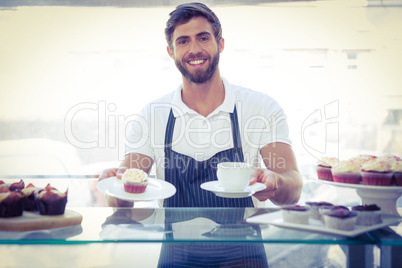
125 78 291 182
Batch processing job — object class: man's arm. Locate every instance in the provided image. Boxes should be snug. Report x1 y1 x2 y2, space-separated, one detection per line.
98 153 154 207
252 142 303 205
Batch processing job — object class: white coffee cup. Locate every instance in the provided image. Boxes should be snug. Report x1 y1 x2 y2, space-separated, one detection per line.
216 162 252 192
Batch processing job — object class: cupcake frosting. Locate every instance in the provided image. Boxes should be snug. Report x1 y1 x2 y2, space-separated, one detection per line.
317 157 338 167
325 208 357 218
391 161 402 172
281 205 309 211
332 160 361 173
122 168 148 183
352 204 381 211
378 154 402 163
361 159 392 172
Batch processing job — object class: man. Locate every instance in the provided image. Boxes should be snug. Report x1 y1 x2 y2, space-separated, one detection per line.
99 2 302 209
99 3 303 266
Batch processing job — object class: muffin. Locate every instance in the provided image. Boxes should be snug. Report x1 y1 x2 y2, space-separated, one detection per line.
21 183 42 211
122 168 149 194
281 205 310 224
322 207 357 231
351 204 382 226
305 201 334 220
35 184 68 215
0 188 25 218
391 160 402 186
361 159 393 186
331 160 362 184
316 157 338 181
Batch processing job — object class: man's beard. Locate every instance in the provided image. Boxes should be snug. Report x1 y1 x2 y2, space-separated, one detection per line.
175 52 220 84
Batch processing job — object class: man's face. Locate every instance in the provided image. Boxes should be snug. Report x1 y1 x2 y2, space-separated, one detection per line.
168 17 224 84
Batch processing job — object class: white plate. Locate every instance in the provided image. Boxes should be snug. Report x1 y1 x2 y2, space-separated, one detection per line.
319 179 402 191
97 177 176 201
246 211 402 237
200 181 266 198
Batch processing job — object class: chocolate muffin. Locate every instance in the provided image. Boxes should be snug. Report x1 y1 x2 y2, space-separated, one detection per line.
323 207 357 231
35 184 68 215
21 183 42 211
0 189 25 217
352 204 382 226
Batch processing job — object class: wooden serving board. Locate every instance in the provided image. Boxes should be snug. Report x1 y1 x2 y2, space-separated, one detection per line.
0 209 82 232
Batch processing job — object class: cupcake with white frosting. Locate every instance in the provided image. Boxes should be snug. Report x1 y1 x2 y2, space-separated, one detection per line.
316 157 338 181
361 159 393 186
332 160 362 184
122 168 149 194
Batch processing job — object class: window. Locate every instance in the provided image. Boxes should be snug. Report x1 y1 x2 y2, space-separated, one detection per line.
1 1 401 207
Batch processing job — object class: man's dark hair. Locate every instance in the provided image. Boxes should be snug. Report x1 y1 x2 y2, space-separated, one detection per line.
165 2 222 49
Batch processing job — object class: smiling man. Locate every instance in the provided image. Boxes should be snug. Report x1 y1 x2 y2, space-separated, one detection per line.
100 2 302 209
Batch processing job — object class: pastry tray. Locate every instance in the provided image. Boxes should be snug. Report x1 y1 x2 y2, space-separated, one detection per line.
246 211 401 237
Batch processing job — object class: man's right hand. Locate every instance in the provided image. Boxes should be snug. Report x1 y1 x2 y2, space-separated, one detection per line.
98 166 128 181
97 166 133 207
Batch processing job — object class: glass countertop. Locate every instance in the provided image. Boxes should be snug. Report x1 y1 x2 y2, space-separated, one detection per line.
0 207 379 245
0 177 399 246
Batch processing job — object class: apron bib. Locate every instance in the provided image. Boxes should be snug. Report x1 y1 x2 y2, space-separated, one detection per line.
163 106 253 208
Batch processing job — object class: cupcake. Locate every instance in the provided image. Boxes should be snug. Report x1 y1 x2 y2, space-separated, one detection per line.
21 183 42 211
391 160 402 186
305 201 334 220
351 204 382 226
316 157 338 181
122 168 149 194
0 188 25 218
35 184 68 215
361 159 393 186
322 207 357 231
331 160 361 184
281 205 310 224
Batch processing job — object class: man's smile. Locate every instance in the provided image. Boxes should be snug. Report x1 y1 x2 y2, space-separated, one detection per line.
188 59 206 66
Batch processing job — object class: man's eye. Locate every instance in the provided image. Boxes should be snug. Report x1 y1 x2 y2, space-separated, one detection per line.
178 39 188 45
200 36 209 42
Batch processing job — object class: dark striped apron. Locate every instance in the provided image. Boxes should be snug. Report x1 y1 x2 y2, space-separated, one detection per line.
158 107 268 267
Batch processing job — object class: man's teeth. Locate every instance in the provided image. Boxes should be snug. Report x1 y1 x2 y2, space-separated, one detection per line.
189 60 204 65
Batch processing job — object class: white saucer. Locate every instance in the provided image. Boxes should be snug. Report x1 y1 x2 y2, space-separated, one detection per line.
97 177 176 202
200 181 266 198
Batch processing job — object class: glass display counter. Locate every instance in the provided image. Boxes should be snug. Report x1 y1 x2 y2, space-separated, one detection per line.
0 177 400 267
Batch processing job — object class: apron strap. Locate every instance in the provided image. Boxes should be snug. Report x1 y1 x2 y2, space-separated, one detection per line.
164 109 175 152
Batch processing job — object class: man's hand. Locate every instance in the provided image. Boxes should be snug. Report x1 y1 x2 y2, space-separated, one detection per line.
98 166 127 181
250 168 278 201
98 166 133 207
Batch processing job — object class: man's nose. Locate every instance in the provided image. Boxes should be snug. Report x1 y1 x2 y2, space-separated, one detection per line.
189 40 202 55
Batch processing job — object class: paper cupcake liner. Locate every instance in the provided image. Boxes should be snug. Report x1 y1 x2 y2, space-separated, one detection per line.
361 171 393 186
332 172 361 184
353 210 382 226
282 209 310 225
393 172 402 186
323 214 357 231
317 166 333 181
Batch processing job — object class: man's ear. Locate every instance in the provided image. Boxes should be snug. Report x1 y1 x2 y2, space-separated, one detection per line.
219 38 225 53
167 46 173 58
